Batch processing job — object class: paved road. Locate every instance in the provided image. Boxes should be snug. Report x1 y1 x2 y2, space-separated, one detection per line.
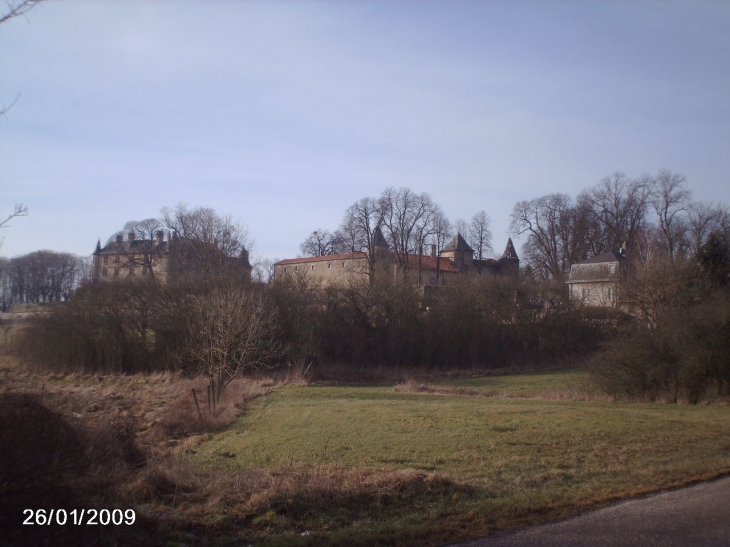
446 476 730 547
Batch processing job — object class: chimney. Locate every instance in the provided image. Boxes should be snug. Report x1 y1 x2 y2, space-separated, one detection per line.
116 234 123 244
128 232 136 242
430 244 436 258
156 230 164 244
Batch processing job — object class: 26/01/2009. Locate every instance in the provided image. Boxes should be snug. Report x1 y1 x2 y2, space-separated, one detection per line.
23 509 136 526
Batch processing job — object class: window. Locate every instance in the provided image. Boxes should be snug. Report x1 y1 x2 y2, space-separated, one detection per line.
142 268 148 276
342 262 345 268
129 268 135 276
442 278 447 285
311 265 315 271
103 256 108 264
608 287 614 301
102 268 108 277
295 266 298 272
609 264 616 275
113 269 120 277
283 267 287 272
114 255 120 263
328 263 332 269
430 278 436 285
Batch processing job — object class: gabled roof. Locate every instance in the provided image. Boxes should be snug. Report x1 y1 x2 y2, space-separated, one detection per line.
275 252 366 266
501 238 518 260
576 250 625 265
444 233 473 252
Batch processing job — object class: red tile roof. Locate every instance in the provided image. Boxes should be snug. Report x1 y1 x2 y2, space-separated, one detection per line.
404 254 459 272
275 252 366 266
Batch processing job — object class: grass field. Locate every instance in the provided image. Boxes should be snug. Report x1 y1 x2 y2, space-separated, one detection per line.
186 371 730 546
3 360 729 547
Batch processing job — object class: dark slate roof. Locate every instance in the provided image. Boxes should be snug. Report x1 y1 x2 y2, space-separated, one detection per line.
372 226 388 248
501 238 518 260
444 233 473 252
94 239 168 255
577 250 625 265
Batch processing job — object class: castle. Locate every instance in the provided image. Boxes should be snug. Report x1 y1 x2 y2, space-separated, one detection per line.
92 231 252 283
274 229 519 286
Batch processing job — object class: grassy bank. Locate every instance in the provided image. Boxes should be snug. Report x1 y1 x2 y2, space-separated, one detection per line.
187 374 730 545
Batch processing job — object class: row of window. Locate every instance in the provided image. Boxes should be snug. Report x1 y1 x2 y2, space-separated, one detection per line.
102 256 121 264
282 262 347 273
101 268 148 277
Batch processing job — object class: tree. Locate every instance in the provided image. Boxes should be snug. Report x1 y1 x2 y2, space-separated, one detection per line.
468 210 493 262
651 170 692 263
379 187 434 275
427 206 453 285
179 286 283 405
108 218 167 281
577 172 654 254
510 193 578 281
299 229 339 257
340 196 385 283
0 204 29 253
3 250 87 304
697 232 729 287
1 1 46 116
161 203 252 281
0 0 44 25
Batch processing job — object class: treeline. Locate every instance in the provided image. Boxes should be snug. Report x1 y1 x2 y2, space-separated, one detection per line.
511 170 730 281
299 187 494 270
591 252 730 403
0 251 89 310
19 272 605 377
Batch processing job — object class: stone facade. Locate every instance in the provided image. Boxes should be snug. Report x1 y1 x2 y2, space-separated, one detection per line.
274 231 519 287
566 248 627 308
92 231 252 283
92 232 169 282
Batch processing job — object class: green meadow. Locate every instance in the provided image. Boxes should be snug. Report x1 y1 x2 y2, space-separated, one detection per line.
188 371 730 546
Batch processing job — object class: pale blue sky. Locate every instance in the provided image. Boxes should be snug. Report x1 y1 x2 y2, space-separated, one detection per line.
1 1 729 262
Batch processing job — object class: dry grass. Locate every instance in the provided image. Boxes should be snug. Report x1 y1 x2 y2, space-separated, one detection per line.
393 373 601 401
0 355 469 546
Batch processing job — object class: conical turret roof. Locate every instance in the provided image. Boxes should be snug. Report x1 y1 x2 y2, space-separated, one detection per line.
501 237 518 260
372 226 388 248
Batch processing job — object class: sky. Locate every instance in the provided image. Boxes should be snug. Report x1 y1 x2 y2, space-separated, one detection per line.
1 0 729 263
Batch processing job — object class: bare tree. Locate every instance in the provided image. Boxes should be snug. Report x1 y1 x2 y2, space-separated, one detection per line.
379 187 434 275
161 203 253 281
0 204 29 252
577 172 654 253
334 213 366 254
106 218 167 280
341 196 385 283
652 170 692 263
299 229 339 257
468 210 493 262
1 1 46 116
0 0 44 25
427 206 453 285
510 193 577 281
4 251 86 304
179 286 283 406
